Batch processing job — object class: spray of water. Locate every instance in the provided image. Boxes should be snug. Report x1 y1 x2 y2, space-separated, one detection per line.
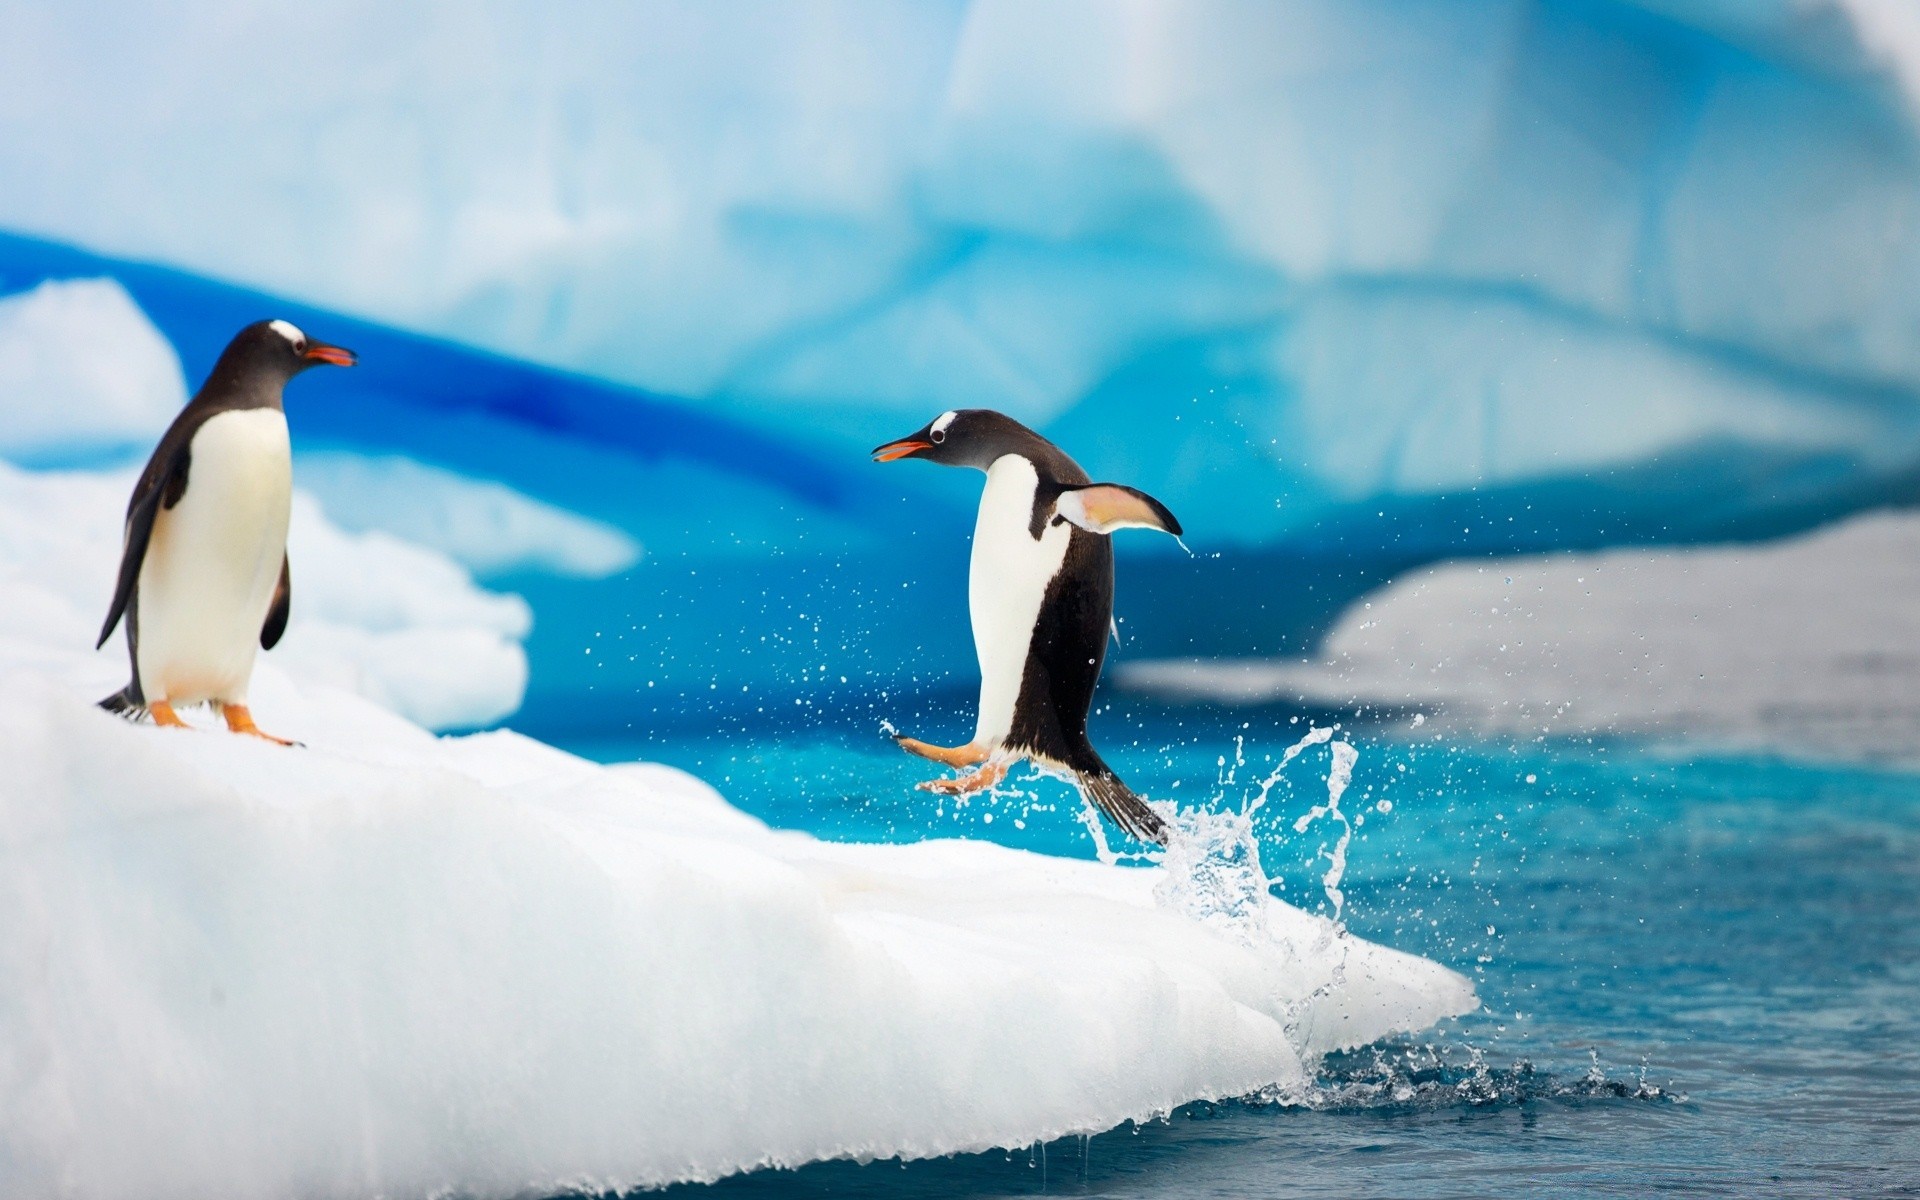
1291 739 1358 922
1149 726 1358 941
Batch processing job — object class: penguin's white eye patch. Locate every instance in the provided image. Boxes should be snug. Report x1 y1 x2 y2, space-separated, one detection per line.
931 410 959 437
267 319 306 347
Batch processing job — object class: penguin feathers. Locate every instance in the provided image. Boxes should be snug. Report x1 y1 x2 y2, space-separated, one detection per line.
1075 766 1168 845
97 444 186 649
96 319 352 720
873 407 1181 846
1052 483 1183 537
261 556 291 651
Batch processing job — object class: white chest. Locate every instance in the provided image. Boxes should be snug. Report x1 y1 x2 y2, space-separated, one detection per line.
135 408 293 704
968 455 1071 745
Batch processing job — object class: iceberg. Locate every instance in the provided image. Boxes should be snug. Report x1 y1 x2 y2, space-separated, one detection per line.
1120 509 1920 762
0 463 529 732
0 422 1473 1200
0 278 186 464
0 672 1472 1198
4 0 1920 560
296 452 642 581
13 3 1920 723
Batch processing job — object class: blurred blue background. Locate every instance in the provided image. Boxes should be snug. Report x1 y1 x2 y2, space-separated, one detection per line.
6 0 1920 735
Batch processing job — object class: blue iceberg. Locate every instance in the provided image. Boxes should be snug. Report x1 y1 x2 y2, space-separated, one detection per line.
4 1 1920 724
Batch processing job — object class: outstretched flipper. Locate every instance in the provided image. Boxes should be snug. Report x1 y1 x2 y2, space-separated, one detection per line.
1051 483 1182 537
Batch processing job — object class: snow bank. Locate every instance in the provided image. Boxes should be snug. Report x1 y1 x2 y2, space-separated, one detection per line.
0 278 186 462
0 462 529 731
296 452 641 580
0 673 1470 1199
0 497 1473 1200
1121 510 1920 761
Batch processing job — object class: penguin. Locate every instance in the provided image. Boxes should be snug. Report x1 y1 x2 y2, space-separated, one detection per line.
96 319 356 741
872 409 1182 845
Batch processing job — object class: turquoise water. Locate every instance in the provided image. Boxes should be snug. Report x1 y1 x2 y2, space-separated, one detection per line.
556 703 1920 1197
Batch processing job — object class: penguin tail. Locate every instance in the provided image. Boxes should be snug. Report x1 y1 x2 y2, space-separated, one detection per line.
98 685 142 718
1074 766 1170 846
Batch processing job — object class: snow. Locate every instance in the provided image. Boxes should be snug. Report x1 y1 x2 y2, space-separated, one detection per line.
1120 510 1920 761
0 278 187 463
0 463 529 731
0 465 1474 1200
5 3 1920 546
296 452 641 580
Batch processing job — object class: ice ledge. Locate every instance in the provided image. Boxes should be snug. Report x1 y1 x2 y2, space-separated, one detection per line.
0 668 1470 1198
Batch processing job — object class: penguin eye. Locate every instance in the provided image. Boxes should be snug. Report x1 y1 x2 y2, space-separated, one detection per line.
929 429 946 444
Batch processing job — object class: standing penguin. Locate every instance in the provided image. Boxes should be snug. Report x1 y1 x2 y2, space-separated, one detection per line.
872 409 1182 845
96 319 356 741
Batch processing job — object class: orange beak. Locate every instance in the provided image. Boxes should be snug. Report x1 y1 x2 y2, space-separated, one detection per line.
871 439 932 463
303 342 358 367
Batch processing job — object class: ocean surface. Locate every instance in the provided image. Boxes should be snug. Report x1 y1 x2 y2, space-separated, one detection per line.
555 701 1920 1198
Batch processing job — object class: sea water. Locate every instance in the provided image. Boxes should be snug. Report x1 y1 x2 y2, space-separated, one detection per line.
557 703 1920 1197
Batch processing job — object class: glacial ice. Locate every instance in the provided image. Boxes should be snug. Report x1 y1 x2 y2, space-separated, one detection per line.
0 463 529 731
4 0 1920 551
0 464 1474 1200
1120 509 1920 761
13 3 1920 727
0 278 186 463
296 452 642 581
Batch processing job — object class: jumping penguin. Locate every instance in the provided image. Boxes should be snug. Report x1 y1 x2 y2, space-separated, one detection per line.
872 409 1182 845
96 319 356 741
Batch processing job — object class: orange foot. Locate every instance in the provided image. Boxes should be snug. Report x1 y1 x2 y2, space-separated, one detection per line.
221 703 300 747
147 699 189 728
895 736 988 768
917 758 1009 796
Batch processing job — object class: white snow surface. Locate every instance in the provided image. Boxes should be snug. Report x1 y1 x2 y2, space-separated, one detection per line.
297 452 641 580
0 492 1474 1200
0 278 187 460
1121 510 1920 761
0 462 529 731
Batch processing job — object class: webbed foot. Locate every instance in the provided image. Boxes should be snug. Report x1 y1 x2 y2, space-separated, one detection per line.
916 759 1008 795
221 703 301 747
895 736 988 768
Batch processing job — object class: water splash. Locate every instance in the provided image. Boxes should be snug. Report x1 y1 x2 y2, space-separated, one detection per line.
1262 1043 1686 1111
1151 726 1356 941
1291 739 1358 922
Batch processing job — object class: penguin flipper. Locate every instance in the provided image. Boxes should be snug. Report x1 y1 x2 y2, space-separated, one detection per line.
97 443 190 650
1052 484 1182 538
1075 768 1170 846
261 555 290 650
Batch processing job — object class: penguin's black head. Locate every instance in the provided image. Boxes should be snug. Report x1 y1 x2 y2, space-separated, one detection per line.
871 409 1048 472
217 319 358 385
